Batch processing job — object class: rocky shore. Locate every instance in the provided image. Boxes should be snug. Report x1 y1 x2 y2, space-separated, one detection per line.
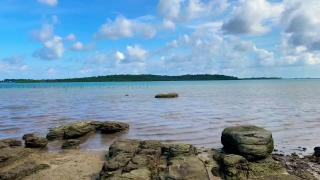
0 121 320 180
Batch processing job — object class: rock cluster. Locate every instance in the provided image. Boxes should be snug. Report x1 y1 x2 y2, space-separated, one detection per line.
98 125 313 180
99 139 209 180
46 121 129 140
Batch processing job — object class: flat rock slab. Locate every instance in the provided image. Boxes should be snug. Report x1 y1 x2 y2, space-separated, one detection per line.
221 125 274 160
0 161 49 180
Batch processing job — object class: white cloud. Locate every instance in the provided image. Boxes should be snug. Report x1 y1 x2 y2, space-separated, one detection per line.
158 0 182 21
32 24 54 41
0 57 28 73
70 41 84 51
37 0 58 7
34 36 64 60
65 33 76 41
222 0 283 35
115 51 125 61
126 45 148 61
186 0 209 19
96 16 156 40
162 19 176 30
280 0 320 65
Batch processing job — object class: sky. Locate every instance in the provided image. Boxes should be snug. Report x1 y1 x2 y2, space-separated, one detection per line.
1 0 320 79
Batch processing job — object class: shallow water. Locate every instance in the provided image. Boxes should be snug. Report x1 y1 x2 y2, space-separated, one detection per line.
1 80 320 154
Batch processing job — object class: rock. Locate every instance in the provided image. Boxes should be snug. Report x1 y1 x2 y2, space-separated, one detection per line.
0 147 32 168
167 156 209 180
155 93 179 98
22 133 36 140
0 139 22 148
99 139 209 180
314 147 320 157
222 154 249 180
97 121 129 134
46 121 129 140
24 135 48 148
61 139 81 149
221 125 274 160
0 161 49 180
0 142 8 149
47 121 96 140
273 154 318 180
221 154 288 180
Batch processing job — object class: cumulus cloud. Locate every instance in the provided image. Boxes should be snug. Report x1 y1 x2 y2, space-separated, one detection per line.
96 16 156 40
32 24 54 42
37 0 58 7
280 0 320 65
70 41 85 51
115 51 125 61
65 33 76 41
33 36 64 60
222 0 283 35
0 57 28 73
126 45 148 61
157 0 219 29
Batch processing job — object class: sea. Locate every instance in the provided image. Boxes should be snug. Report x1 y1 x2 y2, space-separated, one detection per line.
0 80 319 154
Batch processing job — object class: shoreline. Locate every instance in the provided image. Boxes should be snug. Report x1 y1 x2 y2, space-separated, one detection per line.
1 121 320 179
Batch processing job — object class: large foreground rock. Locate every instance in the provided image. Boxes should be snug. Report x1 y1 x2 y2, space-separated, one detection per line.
99 139 209 180
46 121 129 140
221 125 274 160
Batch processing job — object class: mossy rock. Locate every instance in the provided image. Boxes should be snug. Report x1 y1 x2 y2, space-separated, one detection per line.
222 125 274 160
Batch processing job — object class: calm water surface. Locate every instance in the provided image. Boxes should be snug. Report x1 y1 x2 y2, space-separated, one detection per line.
0 80 319 154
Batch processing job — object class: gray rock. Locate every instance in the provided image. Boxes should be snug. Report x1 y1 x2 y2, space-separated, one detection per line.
97 121 129 134
221 125 274 160
61 139 81 149
24 135 48 148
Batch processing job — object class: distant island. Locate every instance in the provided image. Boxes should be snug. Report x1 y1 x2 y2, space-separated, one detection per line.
1 74 282 83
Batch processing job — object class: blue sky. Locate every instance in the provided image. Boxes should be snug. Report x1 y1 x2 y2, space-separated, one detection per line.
1 0 320 79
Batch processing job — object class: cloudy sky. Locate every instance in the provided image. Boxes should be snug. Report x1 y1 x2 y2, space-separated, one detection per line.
1 0 320 79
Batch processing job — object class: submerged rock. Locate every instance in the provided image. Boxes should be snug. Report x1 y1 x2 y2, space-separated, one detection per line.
0 161 49 180
221 125 274 160
61 139 81 149
155 93 179 98
24 135 48 148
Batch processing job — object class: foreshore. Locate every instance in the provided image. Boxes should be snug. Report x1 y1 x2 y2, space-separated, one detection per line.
1 121 320 180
